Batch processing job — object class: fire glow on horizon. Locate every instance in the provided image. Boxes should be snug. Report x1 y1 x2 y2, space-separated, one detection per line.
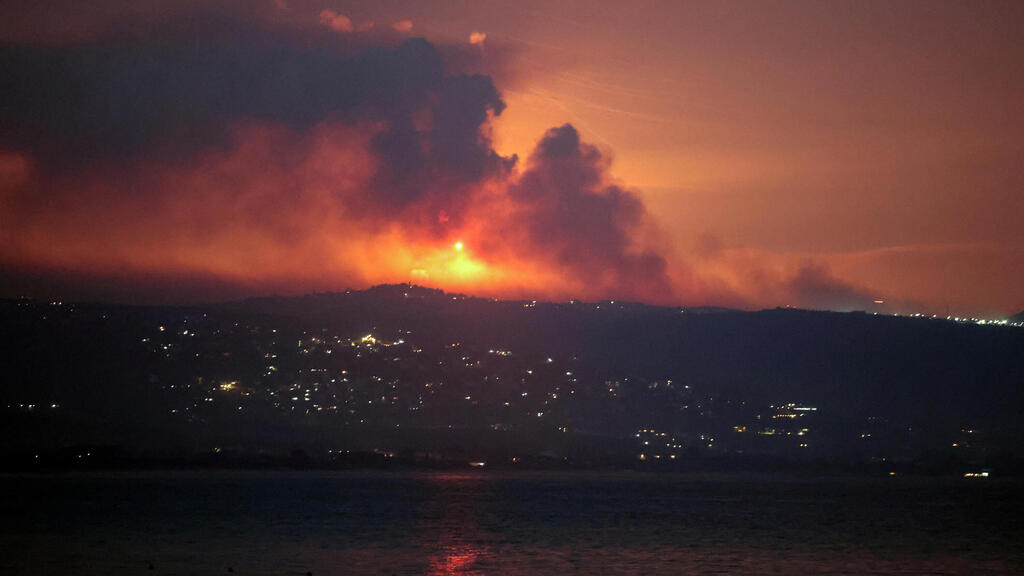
0 1 1022 317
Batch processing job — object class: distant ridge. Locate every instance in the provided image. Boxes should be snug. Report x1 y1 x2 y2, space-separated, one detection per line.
3 282 1024 472
223 283 744 316
1011 310 1024 324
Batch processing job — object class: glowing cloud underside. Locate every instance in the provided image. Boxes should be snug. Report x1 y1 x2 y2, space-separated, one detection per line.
0 8 908 311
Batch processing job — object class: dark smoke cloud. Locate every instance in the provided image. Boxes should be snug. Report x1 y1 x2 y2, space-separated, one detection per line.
370 71 514 211
507 125 674 300
785 263 874 311
0 7 672 305
0 13 511 211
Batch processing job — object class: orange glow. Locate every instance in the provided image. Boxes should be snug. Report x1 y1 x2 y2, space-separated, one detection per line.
1 2 1022 317
0 118 686 305
428 545 482 575
0 110 1016 315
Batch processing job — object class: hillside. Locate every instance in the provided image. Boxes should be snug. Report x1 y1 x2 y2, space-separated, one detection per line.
2 285 1023 473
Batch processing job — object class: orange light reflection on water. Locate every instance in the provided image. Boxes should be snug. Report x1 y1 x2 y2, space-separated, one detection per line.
428 544 487 576
423 472 491 575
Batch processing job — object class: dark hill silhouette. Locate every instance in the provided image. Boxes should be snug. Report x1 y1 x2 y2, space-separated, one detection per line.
2 286 1023 472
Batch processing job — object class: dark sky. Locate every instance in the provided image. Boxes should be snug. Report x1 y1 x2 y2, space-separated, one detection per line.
1 1 1021 317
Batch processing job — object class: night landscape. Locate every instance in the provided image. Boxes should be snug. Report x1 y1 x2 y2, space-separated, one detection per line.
2 1 1023 574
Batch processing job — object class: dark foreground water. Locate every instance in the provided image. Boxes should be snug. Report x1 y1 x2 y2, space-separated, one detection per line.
1 471 1021 575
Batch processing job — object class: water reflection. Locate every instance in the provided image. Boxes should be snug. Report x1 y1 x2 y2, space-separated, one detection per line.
4 472 1021 575
423 473 491 575
428 544 486 576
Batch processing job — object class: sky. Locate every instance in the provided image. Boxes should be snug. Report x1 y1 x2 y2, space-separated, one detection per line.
1 1 1022 317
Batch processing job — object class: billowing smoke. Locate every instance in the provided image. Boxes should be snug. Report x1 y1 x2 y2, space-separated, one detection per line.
0 9 675 303
0 15 510 217
504 125 673 301
0 5 869 310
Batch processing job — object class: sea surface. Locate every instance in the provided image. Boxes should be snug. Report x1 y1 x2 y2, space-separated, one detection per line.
1 470 1021 575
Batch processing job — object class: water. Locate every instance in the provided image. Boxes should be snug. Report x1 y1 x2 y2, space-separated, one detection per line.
1 471 1021 575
